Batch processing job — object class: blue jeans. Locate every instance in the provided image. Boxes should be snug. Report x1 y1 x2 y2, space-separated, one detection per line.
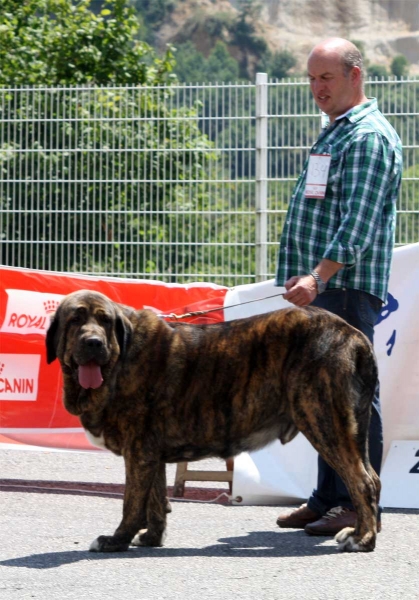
307 288 383 516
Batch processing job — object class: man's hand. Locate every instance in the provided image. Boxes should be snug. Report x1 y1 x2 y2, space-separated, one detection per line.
283 274 318 306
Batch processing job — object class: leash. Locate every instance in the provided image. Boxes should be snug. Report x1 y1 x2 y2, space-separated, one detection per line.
158 292 285 320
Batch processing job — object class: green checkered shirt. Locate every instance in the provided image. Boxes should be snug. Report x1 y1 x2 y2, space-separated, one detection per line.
275 99 403 303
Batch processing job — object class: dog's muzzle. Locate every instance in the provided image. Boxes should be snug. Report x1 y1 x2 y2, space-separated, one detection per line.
76 336 108 390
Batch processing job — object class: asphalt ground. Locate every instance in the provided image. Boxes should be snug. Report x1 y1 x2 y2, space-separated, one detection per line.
1 447 418 600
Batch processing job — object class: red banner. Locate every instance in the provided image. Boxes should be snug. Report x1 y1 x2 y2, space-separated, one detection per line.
0 266 227 449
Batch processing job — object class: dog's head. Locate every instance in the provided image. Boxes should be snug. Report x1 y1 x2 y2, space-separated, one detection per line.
46 290 133 398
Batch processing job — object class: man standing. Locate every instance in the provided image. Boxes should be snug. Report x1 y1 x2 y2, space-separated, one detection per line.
275 38 402 535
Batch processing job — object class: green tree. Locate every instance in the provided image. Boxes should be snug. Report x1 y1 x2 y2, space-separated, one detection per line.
367 64 389 78
129 0 176 44
0 85 218 278
162 0 269 81
0 0 175 85
391 54 409 79
0 0 218 279
129 0 175 28
172 42 207 83
261 50 297 80
173 41 239 83
205 42 240 82
231 0 268 79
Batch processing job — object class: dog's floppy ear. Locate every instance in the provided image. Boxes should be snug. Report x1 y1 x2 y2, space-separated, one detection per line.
46 307 61 364
115 311 133 359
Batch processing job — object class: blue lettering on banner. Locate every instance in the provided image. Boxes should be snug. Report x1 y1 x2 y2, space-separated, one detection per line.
385 330 396 356
376 293 399 357
409 450 419 474
376 293 399 325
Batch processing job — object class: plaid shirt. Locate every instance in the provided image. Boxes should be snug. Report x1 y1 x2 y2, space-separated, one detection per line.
275 99 403 303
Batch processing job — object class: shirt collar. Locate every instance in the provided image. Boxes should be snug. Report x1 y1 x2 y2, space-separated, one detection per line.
335 107 354 121
339 98 378 123
322 99 378 130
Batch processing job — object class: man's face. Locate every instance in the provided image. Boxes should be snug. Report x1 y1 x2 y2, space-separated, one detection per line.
308 51 358 122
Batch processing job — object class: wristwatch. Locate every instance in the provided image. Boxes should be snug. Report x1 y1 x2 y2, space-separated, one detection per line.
310 270 327 294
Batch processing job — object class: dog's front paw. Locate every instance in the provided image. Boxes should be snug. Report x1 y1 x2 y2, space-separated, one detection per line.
89 535 130 553
131 528 164 547
131 529 147 546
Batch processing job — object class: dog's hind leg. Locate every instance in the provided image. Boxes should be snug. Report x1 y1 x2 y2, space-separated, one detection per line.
292 393 379 552
303 429 378 551
331 459 378 552
353 400 382 512
332 407 380 552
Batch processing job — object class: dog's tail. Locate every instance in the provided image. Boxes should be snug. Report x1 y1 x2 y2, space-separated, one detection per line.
352 334 379 467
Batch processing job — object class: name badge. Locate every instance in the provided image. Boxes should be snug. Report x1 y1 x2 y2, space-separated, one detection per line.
305 153 331 199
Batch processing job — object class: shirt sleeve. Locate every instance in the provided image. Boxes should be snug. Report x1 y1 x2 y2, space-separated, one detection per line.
322 132 397 266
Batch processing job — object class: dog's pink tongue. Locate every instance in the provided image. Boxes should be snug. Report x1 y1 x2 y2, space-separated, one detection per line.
78 362 103 389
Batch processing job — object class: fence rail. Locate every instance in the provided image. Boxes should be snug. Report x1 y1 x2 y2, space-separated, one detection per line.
1 76 418 286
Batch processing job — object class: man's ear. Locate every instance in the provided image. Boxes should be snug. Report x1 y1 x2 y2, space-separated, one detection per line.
351 65 362 86
45 308 61 364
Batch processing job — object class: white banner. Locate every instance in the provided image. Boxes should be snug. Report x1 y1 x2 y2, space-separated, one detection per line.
228 243 419 508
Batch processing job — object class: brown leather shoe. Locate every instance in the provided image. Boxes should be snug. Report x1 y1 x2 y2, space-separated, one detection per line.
304 506 382 536
277 503 321 529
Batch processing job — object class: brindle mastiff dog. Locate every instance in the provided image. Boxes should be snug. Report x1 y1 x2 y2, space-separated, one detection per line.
46 289 381 553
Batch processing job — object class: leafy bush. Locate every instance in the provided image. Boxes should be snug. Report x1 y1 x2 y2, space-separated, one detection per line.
129 0 176 44
0 0 175 85
391 55 409 79
0 0 219 278
367 64 389 79
173 41 239 83
261 50 297 80
0 86 217 277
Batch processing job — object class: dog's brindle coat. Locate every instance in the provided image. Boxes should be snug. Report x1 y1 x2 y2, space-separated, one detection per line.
46 289 381 553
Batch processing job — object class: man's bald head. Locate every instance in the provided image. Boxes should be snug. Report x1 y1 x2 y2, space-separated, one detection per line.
309 38 364 82
307 38 367 122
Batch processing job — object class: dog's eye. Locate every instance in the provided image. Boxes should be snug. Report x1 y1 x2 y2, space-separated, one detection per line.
69 315 82 325
98 313 112 324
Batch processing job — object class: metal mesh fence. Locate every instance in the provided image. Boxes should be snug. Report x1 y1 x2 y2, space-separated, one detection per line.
1 76 418 286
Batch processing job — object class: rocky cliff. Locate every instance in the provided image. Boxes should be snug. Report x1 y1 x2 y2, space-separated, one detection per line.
156 0 419 75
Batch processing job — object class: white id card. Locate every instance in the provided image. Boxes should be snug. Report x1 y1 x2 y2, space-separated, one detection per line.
304 153 332 199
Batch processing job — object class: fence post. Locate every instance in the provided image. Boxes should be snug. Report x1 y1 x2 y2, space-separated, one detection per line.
255 72 268 282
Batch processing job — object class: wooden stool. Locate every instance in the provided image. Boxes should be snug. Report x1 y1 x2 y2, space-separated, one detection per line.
173 458 234 497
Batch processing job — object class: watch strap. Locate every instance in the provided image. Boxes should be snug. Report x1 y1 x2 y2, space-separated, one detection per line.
310 270 327 294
